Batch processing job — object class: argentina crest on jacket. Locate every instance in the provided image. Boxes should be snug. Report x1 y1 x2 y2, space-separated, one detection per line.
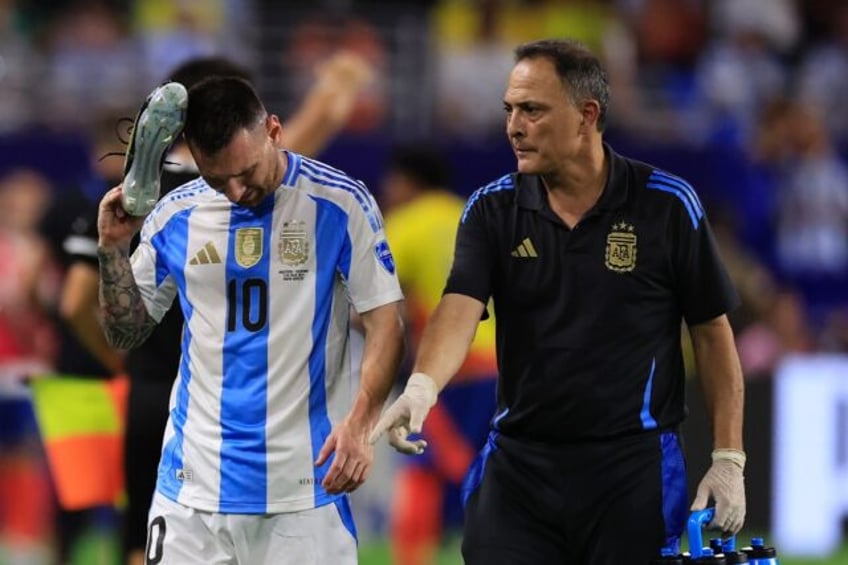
605 221 637 273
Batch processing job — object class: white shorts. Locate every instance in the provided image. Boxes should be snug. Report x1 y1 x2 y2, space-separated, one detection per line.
145 492 357 564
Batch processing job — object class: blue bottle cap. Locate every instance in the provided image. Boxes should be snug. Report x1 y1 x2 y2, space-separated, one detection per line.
744 538 777 559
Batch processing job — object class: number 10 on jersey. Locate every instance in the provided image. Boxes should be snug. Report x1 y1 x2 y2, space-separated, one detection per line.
226 278 268 332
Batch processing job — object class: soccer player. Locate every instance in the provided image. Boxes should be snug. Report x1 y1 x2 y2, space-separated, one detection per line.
64 52 376 565
371 39 746 564
380 144 497 565
96 76 404 564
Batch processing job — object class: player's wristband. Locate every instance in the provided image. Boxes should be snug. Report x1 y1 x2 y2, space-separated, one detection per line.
712 448 746 470
408 372 438 407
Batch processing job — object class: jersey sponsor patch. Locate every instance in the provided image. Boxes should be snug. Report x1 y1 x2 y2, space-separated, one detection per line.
374 240 395 274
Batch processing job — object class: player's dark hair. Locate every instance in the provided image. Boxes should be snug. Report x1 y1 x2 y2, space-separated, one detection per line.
166 57 253 91
183 76 266 156
514 38 610 132
387 143 453 190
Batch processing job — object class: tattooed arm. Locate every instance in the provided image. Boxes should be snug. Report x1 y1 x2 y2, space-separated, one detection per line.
97 246 157 349
96 185 158 349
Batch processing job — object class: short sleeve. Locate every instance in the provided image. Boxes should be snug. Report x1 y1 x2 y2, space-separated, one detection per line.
341 187 404 313
130 219 178 323
672 204 740 326
443 195 494 305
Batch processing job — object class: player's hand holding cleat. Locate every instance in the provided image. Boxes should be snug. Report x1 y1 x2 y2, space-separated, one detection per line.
97 185 147 253
368 372 438 455
691 448 747 535
121 82 188 216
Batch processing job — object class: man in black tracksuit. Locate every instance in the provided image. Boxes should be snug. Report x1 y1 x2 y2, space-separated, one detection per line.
371 39 746 564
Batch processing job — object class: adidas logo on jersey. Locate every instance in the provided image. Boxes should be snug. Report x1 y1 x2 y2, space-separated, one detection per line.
189 242 222 265
511 237 538 258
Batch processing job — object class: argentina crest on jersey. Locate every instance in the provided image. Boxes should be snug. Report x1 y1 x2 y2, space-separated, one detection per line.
279 220 309 266
278 220 311 282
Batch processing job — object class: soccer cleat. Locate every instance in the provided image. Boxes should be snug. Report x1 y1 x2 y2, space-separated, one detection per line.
121 82 188 216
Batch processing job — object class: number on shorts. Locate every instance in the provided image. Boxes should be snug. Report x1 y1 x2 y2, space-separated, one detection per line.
146 515 166 564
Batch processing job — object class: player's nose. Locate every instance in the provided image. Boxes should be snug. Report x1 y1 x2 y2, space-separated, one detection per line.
224 179 248 203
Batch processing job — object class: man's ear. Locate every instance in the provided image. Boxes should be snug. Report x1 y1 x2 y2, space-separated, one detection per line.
580 100 601 133
267 114 283 146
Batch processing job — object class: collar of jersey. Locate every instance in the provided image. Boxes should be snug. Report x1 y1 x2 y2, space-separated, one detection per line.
516 142 628 213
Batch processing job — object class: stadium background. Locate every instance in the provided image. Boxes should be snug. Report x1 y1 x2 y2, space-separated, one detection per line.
0 0 847 563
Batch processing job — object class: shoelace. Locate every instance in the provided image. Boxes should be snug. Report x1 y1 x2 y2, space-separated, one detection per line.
97 116 179 167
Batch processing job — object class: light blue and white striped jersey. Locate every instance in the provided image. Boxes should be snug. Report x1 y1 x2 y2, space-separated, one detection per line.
130 152 403 514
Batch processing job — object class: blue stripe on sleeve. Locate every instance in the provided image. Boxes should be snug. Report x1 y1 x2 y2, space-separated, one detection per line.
461 174 515 223
148 179 208 218
301 159 373 208
651 170 704 213
300 159 381 232
219 207 273 512
647 171 704 229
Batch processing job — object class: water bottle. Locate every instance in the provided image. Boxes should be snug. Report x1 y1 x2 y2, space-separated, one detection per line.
689 547 728 563
656 509 760 565
741 537 779 565
650 546 686 564
710 537 749 563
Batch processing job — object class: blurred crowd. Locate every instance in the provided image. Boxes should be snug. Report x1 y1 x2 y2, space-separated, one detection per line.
0 0 847 562
3 0 840 368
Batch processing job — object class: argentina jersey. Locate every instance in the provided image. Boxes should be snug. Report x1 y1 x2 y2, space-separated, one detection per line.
130 151 403 514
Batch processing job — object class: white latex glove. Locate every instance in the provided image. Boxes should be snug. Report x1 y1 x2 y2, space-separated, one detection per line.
691 449 747 534
368 372 438 455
